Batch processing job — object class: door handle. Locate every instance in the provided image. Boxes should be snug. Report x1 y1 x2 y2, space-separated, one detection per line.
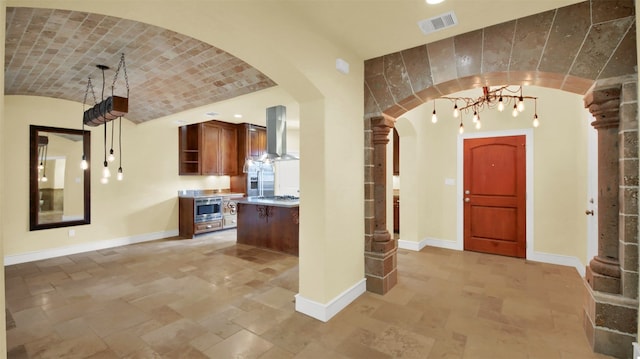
465 198 470 203
585 210 594 216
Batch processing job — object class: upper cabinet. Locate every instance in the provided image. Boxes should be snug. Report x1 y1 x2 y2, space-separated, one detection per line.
236 123 267 170
178 120 238 176
178 124 201 175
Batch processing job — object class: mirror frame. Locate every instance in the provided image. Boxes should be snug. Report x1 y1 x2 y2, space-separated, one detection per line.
29 125 91 230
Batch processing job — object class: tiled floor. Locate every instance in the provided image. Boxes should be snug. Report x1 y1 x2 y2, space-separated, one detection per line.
5 230 612 358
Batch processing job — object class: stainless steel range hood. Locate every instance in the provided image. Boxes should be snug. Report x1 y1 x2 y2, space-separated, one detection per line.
261 105 298 161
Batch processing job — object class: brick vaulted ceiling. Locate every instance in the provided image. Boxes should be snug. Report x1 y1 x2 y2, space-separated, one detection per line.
365 0 637 119
4 7 277 124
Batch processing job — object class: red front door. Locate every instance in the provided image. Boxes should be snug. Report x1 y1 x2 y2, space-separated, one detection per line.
463 135 526 258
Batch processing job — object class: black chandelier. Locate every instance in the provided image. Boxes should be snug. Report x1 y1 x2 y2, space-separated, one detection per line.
82 53 129 183
430 85 539 133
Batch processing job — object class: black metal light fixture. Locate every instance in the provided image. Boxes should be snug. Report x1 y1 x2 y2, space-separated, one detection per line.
431 85 539 133
82 53 129 183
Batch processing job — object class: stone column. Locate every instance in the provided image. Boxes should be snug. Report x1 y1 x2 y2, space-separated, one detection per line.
583 79 639 359
364 115 397 295
584 85 621 294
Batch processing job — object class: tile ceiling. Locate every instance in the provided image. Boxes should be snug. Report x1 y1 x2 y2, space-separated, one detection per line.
4 7 277 124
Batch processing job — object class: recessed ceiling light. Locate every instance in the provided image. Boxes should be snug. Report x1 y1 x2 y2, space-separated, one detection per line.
426 0 445 4
234 114 243 118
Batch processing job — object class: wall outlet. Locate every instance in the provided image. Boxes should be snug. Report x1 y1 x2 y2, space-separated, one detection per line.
68 229 75 237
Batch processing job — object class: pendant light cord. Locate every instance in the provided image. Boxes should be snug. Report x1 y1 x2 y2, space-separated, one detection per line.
118 117 123 169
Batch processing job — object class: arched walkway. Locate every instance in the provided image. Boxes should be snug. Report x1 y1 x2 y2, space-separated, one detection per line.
362 1 637 357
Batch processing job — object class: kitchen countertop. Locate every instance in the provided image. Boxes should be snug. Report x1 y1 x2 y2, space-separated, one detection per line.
178 189 244 198
237 197 300 208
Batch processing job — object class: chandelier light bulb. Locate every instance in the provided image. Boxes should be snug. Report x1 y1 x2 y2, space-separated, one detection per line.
108 149 115 162
472 111 478 123
475 120 482 130
117 167 124 181
533 114 540 128
102 162 111 178
517 97 525 112
80 155 88 170
100 177 108 184
38 163 44 171
431 109 438 124
498 97 504 112
41 175 48 183
512 104 519 118
453 104 460 118
458 123 464 134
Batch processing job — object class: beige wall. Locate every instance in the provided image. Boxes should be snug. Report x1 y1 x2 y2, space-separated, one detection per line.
396 86 592 264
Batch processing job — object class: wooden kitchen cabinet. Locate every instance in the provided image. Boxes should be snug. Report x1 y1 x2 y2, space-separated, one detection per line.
237 202 299 255
178 124 201 175
235 123 267 170
230 123 267 193
393 128 399 176
178 120 238 176
393 195 400 233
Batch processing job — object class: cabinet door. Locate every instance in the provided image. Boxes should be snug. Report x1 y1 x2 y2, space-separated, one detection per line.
393 195 400 233
201 123 221 175
250 127 267 158
393 128 399 175
220 126 238 175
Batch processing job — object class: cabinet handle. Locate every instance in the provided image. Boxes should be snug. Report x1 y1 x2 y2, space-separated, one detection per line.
585 210 594 216
206 225 212 229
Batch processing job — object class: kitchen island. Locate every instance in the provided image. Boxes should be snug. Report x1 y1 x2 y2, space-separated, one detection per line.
236 196 299 256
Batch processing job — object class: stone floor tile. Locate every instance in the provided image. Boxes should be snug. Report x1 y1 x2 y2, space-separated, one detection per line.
140 318 207 354
203 329 273 358
4 229 615 358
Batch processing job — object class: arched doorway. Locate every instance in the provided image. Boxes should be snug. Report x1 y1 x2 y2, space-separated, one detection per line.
362 1 637 357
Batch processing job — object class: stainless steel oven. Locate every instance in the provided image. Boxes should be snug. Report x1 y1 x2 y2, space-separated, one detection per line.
194 197 223 223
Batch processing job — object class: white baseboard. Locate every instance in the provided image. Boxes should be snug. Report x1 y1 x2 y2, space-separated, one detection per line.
527 250 586 277
398 237 461 251
633 342 639 359
4 229 179 266
295 278 366 322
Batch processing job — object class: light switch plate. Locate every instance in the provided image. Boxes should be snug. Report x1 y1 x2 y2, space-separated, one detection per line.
445 178 455 186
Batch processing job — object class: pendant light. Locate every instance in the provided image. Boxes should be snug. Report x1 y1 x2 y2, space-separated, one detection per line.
117 117 124 181
82 53 129 183
431 101 438 123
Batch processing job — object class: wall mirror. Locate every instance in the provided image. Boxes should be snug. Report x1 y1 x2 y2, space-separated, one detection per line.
30 125 91 230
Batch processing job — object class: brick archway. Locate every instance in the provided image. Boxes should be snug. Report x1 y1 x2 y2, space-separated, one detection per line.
362 1 637 357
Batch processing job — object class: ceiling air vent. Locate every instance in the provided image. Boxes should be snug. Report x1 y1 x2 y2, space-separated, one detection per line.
417 11 458 35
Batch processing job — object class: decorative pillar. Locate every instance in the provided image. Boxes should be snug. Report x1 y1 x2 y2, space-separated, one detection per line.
583 79 638 359
364 115 397 295
584 85 622 293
